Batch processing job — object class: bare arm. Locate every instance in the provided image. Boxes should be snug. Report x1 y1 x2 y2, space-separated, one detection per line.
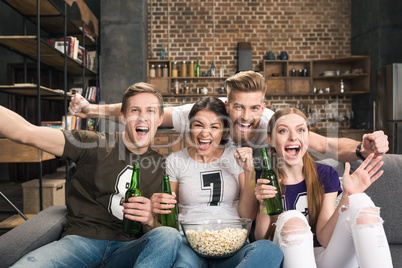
0 106 65 157
309 131 389 162
69 93 175 127
253 179 273 240
235 147 258 220
69 93 122 122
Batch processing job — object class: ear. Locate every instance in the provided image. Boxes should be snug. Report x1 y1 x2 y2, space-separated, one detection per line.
157 113 164 127
267 134 273 146
225 100 229 114
262 102 266 110
120 112 126 125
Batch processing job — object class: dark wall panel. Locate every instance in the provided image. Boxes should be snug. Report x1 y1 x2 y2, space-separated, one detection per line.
100 0 147 104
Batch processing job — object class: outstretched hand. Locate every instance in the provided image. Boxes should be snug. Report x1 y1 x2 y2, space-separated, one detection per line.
68 93 90 118
342 153 384 196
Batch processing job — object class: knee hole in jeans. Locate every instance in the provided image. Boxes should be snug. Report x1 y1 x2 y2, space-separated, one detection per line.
280 217 309 246
356 206 382 225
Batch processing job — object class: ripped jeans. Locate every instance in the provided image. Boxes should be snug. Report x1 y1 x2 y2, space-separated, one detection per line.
273 193 393 268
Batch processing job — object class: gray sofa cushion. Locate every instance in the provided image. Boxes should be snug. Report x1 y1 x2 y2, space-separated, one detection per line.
0 205 67 268
321 154 402 244
362 154 402 244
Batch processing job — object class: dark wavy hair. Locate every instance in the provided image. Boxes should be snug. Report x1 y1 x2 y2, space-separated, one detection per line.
188 96 230 145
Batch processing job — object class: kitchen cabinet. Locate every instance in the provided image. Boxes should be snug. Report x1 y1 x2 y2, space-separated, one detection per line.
263 56 370 96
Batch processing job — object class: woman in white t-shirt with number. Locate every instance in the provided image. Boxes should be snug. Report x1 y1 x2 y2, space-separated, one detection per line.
157 96 283 268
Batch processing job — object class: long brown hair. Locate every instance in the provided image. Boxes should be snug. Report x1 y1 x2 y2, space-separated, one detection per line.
266 107 323 238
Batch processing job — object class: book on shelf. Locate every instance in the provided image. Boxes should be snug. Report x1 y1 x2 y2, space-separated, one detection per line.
13 83 37 87
82 86 99 102
50 36 79 59
61 115 81 130
87 118 99 131
41 121 62 129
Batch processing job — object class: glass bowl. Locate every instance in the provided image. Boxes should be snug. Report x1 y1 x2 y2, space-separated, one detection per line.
180 218 252 258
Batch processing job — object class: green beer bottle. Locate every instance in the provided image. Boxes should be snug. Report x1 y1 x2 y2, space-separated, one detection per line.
122 164 142 235
160 174 179 229
260 148 283 215
195 58 200 77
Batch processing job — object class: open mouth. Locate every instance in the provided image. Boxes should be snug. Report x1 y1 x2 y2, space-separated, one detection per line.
198 139 212 150
236 122 252 133
136 126 149 137
285 145 300 158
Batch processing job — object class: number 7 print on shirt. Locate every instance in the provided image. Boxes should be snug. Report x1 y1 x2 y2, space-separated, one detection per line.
200 170 223 206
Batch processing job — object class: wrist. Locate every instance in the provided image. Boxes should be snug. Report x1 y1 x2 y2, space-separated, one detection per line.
355 142 366 161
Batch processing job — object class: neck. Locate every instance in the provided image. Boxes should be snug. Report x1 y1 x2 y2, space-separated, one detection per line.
188 146 224 163
280 160 304 185
122 131 148 155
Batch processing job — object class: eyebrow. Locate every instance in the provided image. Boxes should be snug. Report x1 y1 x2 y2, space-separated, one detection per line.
233 103 262 108
277 123 306 128
193 119 222 125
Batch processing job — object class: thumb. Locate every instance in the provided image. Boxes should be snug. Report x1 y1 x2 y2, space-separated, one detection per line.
343 162 351 177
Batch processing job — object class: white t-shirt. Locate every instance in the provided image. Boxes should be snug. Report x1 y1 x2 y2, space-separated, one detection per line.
171 97 275 169
166 144 243 223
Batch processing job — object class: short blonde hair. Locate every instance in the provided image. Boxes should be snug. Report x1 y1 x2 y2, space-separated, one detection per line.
121 82 164 116
225 71 266 102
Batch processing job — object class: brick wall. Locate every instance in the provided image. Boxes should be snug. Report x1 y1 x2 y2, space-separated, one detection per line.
149 0 352 128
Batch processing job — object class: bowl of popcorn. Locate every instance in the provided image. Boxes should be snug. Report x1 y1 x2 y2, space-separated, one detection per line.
180 218 252 258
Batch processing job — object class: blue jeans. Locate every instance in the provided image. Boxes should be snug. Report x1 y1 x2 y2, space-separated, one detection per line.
11 226 182 268
173 234 283 268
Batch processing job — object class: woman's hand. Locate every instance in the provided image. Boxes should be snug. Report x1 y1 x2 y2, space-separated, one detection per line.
255 178 279 205
342 153 384 196
234 147 254 172
150 192 177 215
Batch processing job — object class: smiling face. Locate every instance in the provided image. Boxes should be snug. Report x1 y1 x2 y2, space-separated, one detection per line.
121 93 163 154
226 91 265 146
189 109 226 157
268 112 309 167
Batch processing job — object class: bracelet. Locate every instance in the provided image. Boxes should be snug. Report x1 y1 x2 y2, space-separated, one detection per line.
355 142 366 161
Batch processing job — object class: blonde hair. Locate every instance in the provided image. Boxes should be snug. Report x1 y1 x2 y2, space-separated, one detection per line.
225 71 266 103
267 107 323 235
121 82 164 116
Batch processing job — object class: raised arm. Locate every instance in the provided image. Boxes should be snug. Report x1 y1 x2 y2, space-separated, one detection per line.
68 93 122 122
235 147 258 220
68 93 174 127
0 106 65 157
308 131 389 162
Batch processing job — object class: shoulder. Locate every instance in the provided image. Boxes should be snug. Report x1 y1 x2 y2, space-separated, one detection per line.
315 162 339 177
315 162 342 191
262 108 274 122
167 147 188 161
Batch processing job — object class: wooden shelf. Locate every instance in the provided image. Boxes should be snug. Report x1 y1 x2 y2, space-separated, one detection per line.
0 138 55 163
2 0 97 45
313 73 369 79
0 84 73 101
162 94 226 97
0 36 96 76
172 77 228 80
265 91 370 97
263 56 370 96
